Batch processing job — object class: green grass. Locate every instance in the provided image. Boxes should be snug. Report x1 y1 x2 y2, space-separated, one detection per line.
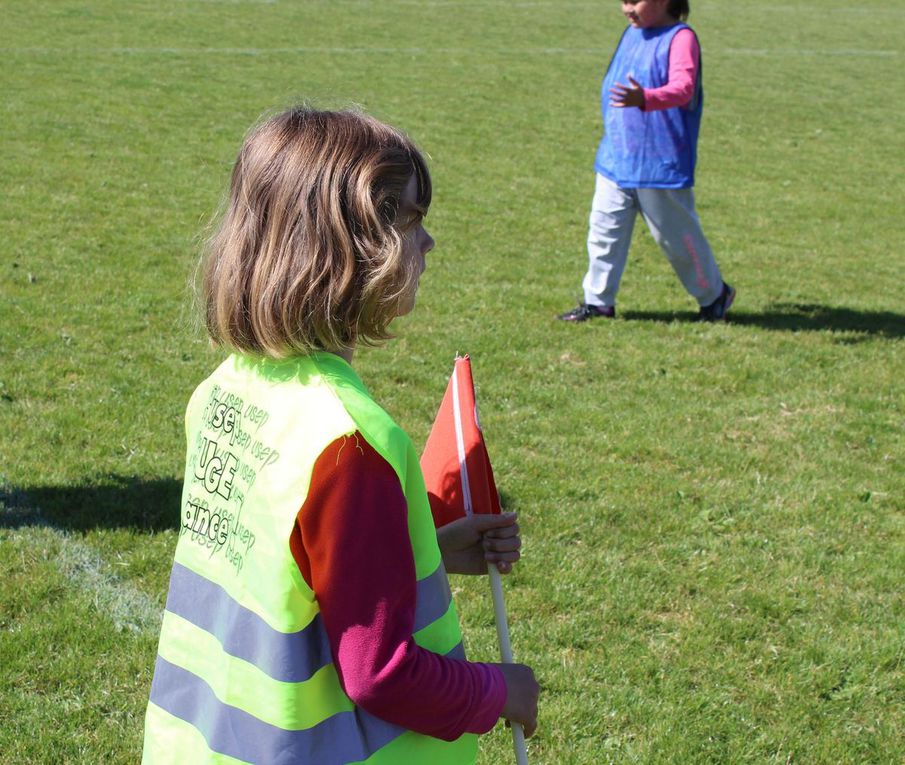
2 1 904 763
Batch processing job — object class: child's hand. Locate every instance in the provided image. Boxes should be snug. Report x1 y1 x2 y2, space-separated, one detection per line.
497 663 540 738
437 512 521 575
609 75 645 109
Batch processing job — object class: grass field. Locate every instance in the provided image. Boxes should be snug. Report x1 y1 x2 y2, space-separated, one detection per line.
2 1 904 763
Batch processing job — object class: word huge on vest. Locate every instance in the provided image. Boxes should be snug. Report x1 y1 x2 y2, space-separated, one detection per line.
595 23 703 189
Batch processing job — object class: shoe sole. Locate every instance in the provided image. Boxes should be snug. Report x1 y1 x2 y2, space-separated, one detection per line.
557 309 615 322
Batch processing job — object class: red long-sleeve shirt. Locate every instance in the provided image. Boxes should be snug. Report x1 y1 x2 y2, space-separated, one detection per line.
288 432 506 741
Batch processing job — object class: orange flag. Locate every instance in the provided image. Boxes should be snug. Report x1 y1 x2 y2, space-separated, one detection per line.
421 356 531 764
421 355 502 527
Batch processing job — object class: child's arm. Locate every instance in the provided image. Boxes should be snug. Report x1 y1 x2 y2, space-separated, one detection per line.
609 28 700 111
290 433 507 740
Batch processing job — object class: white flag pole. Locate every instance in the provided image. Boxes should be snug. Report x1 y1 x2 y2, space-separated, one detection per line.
488 563 529 765
452 365 529 765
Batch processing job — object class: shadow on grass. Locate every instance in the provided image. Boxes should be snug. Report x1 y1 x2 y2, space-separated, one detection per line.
0 476 181 532
622 303 905 338
1 480 517 533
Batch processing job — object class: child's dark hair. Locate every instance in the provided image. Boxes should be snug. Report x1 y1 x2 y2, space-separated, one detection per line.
668 0 690 20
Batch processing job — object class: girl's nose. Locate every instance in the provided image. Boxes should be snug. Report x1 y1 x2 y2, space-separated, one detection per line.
422 230 435 255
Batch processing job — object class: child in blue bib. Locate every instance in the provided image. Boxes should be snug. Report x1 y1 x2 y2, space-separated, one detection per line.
558 0 735 322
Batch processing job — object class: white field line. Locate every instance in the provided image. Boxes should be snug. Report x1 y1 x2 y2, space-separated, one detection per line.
55 530 163 635
176 1 905 9
1 503 163 637
716 47 899 58
178 1 602 5
0 46 898 58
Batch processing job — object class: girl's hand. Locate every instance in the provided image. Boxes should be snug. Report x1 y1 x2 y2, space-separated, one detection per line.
609 75 645 109
437 512 521 575
496 662 540 737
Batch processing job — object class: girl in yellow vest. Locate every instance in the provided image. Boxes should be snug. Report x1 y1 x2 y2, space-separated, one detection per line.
142 106 539 764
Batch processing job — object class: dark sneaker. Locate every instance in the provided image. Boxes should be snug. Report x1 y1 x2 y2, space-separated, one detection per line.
698 283 736 322
557 303 616 322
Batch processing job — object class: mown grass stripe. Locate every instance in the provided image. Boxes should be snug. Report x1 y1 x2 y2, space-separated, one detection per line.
0 46 898 58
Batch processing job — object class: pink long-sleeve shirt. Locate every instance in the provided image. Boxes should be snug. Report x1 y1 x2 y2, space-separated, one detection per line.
288 433 507 741
642 28 700 111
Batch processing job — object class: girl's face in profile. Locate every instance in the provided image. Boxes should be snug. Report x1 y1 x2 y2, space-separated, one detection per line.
395 173 435 317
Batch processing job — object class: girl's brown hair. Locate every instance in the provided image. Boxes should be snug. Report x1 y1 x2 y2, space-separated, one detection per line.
201 106 431 358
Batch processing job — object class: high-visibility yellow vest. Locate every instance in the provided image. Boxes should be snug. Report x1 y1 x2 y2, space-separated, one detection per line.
143 352 478 765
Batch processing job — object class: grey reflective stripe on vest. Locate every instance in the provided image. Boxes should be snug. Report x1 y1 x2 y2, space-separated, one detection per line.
150 657 405 765
167 560 455 683
413 562 453 633
446 642 466 661
165 562 332 683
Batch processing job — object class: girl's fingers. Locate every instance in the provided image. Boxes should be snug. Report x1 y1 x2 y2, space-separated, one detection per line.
487 548 521 561
487 550 521 566
484 533 521 551
483 522 520 539
471 513 518 536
